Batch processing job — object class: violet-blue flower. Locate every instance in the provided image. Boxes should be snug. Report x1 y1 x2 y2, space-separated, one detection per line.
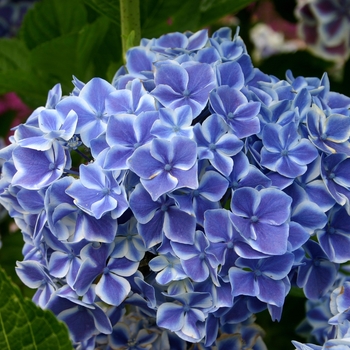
65 162 128 220
260 121 318 178
11 142 67 190
193 114 243 176
229 253 294 307
230 187 292 255
128 136 198 201
151 60 216 117
156 291 213 343
56 77 116 147
104 111 158 170
209 85 261 138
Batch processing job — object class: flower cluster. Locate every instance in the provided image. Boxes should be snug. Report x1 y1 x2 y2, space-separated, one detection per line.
1 26 350 349
295 0 350 62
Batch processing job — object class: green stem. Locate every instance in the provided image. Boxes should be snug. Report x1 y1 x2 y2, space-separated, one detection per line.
120 0 141 64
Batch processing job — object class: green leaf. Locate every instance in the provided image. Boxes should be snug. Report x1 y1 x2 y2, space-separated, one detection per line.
0 267 73 350
0 70 50 108
0 39 30 71
199 0 256 27
29 16 112 96
19 0 87 50
141 0 201 39
82 0 120 25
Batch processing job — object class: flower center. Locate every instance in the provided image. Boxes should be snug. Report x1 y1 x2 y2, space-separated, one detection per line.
251 215 259 223
183 89 190 97
164 164 172 171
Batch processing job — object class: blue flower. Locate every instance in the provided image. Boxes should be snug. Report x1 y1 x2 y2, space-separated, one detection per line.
193 114 243 176
156 291 213 343
73 242 138 306
307 104 350 155
129 184 196 246
151 60 216 116
149 252 187 285
104 111 158 170
12 142 67 190
209 85 261 138
65 162 128 220
151 106 194 139
261 121 318 178
56 77 116 147
317 205 350 263
105 78 156 116
229 253 294 307
320 153 350 213
171 230 220 286
230 187 292 255
128 136 198 201
46 285 112 343
15 260 56 308
297 240 339 300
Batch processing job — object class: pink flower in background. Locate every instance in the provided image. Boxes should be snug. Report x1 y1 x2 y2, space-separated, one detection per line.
0 92 32 143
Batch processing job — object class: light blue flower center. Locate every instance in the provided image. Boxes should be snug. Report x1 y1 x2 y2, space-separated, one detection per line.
321 133 328 140
183 89 190 97
164 164 172 171
281 149 289 156
102 187 110 195
254 269 262 277
209 143 216 150
49 162 56 170
227 112 234 119
183 304 190 312
329 172 336 179
92 242 101 249
328 227 336 234
227 241 234 249
251 215 259 223
103 267 110 274
161 204 168 212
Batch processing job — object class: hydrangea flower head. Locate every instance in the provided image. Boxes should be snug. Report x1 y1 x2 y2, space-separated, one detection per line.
2 24 350 350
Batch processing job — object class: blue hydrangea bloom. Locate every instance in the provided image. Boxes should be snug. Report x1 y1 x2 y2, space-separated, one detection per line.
230 187 292 255
3 24 350 349
151 60 216 116
128 136 198 201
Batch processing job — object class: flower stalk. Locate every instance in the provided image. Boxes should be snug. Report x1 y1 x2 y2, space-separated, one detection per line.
120 0 141 64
